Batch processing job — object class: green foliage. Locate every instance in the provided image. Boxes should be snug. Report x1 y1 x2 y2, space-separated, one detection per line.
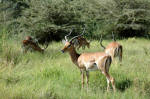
1 0 150 43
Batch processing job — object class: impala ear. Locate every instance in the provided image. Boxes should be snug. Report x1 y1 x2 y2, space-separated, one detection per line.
62 39 66 44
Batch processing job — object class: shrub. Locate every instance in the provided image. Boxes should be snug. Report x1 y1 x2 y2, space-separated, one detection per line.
0 0 150 42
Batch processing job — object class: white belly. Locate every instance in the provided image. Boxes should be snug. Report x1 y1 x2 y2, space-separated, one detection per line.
83 56 105 71
85 63 99 71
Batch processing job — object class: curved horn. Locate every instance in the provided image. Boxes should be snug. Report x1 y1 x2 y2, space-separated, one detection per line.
69 27 86 42
69 25 86 42
65 29 73 41
112 32 116 42
69 33 84 43
100 35 105 49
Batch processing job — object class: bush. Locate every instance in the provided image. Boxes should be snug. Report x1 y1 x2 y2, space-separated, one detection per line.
0 0 150 42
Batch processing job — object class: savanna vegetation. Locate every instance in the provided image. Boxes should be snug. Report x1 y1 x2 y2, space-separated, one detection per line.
0 0 150 99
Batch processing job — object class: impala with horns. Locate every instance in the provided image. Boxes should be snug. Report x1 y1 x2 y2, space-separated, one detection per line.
61 33 115 92
66 27 90 50
100 33 123 62
22 36 48 53
74 27 90 50
75 36 90 50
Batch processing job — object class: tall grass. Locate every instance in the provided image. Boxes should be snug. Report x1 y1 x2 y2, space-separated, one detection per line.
0 37 150 99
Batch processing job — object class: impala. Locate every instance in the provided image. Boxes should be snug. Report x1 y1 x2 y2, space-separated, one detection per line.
69 27 90 50
75 36 90 50
100 33 123 62
22 36 48 53
25 36 33 41
61 34 115 92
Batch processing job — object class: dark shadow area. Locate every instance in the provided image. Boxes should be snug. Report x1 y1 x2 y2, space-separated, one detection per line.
117 29 149 38
116 79 132 92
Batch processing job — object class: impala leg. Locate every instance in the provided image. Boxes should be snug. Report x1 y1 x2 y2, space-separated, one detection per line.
25 46 30 53
111 77 116 92
82 45 85 49
119 51 122 62
81 70 85 89
104 72 115 92
106 77 110 91
24 48 27 53
86 71 89 91
87 43 90 48
110 54 114 62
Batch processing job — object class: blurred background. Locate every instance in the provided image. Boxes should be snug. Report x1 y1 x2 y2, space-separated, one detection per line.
0 0 150 44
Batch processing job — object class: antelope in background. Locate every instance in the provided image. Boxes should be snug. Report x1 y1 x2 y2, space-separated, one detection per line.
75 27 90 50
100 33 123 62
22 36 48 53
61 33 116 92
75 36 90 50
68 27 90 50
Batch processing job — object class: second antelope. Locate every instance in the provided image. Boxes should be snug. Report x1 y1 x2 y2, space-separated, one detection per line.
22 36 48 53
67 27 90 50
100 33 123 62
75 36 90 50
61 33 115 92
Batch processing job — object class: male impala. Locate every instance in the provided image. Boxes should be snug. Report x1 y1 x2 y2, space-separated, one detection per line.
100 33 123 62
69 27 90 50
22 36 48 53
75 36 90 50
61 33 115 92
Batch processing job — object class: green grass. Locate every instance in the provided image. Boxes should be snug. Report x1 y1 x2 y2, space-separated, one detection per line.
0 38 150 99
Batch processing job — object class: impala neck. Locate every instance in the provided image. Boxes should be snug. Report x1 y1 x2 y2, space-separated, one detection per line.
68 47 80 66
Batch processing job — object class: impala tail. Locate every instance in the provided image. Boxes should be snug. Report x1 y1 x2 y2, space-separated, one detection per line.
118 45 123 62
105 55 112 73
114 45 123 62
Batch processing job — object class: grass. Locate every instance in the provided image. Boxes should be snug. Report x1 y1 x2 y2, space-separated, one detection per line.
0 38 150 99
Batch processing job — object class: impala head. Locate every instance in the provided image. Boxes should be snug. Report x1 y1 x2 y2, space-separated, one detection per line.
25 36 33 41
61 41 74 53
61 29 84 53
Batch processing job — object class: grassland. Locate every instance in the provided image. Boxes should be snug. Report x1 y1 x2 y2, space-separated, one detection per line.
0 38 150 99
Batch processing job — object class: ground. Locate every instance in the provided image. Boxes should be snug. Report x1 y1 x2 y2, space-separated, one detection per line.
0 38 150 99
